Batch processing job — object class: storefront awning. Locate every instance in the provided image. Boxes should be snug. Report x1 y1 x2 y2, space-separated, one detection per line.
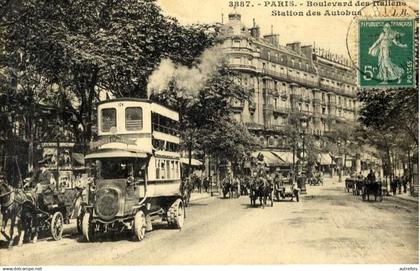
180 158 203 166
72 153 85 165
252 151 283 167
85 149 149 160
272 151 294 165
318 153 335 165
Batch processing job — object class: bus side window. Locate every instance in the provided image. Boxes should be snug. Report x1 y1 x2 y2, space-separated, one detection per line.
175 161 179 179
160 161 166 179
171 161 175 180
166 160 170 179
156 159 160 180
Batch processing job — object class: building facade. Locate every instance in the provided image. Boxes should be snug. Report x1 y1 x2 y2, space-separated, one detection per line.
219 12 359 170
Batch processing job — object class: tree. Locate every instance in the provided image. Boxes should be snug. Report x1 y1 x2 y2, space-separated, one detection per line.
152 63 258 174
0 0 215 153
358 88 418 146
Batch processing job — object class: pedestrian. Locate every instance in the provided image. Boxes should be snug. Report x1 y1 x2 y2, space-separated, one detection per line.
402 175 408 193
338 168 342 183
367 169 376 183
397 176 402 194
203 177 209 193
391 177 397 196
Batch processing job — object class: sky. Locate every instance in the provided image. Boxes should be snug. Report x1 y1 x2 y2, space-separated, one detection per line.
157 0 418 56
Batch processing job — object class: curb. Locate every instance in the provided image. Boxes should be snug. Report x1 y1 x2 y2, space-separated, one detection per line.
387 195 419 204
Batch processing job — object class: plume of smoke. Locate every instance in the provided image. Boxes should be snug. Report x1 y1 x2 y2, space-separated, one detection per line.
147 45 225 99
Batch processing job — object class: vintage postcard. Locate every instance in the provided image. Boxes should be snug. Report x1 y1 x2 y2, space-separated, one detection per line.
0 0 418 269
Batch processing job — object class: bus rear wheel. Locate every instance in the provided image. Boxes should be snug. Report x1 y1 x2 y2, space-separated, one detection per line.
167 199 184 230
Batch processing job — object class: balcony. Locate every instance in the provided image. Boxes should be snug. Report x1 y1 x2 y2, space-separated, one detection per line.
263 88 273 96
290 94 303 101
271 125 287 132
273 106 290 115
262 69 288 81
288 74 319 88
224 47 255 57
231 101 244 113
228 63 257 72
245 122 264 130
319 70 356 85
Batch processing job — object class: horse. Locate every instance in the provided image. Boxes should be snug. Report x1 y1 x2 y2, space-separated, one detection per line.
0 180 36 248
353 180 364 196
249 178 272 207
240 178 250 196
221 179 232 198
180 179 193 207
249 179 260 207
362 181 382 202
345 178 356 193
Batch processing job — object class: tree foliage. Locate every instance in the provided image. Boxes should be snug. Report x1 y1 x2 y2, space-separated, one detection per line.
152 63 258 166
0 0 215 151
358 88 418 146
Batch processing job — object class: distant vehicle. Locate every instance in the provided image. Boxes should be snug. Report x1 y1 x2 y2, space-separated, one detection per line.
82 99 184 242
274 177 299 202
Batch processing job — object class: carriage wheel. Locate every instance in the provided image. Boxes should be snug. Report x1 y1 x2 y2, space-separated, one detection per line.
134 210 146 241
82 212 94 242
168 199 184 229
50 212 64 241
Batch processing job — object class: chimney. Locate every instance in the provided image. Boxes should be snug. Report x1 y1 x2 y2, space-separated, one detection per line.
228 12 241 21
263 34 279 47
286 42 301 54
249 18 260 38
301 45 313 63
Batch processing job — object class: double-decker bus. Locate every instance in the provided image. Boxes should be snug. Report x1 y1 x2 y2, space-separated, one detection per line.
82 98 184 241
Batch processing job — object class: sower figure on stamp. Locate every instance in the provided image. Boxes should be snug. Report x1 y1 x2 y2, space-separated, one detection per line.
368 23 408 84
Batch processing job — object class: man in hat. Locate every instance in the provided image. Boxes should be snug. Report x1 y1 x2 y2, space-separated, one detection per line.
25 157 56 193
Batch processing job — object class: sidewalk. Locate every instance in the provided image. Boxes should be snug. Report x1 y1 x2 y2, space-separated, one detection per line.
390 193 419 203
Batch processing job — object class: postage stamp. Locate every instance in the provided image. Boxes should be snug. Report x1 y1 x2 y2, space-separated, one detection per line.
358 18 415 88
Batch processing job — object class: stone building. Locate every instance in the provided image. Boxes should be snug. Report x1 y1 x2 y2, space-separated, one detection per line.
219 12 359 172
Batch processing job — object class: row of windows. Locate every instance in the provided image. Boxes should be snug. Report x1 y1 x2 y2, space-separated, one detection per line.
155 159 180 180
152 139 180 152
101 107 143 132
151 113 179 136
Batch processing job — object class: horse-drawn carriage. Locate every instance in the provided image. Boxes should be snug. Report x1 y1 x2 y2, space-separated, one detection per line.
274 178 299 202
308 175 323 186
0 177 84 248
221 177 240 199
22 186 84 241
249 177 273 207
345 177 357 193
362 181 383 202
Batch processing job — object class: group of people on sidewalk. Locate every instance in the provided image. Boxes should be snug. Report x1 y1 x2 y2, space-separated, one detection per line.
390 175 411 196
349 169 414 197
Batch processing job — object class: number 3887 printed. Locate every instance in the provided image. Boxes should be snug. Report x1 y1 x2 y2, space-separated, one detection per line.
228 1 252 7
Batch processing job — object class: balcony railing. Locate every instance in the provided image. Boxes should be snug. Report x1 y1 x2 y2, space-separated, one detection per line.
262 69 288 81
273 106 290 115
288 74 319 88
245 122 265 130
228 63 257 71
